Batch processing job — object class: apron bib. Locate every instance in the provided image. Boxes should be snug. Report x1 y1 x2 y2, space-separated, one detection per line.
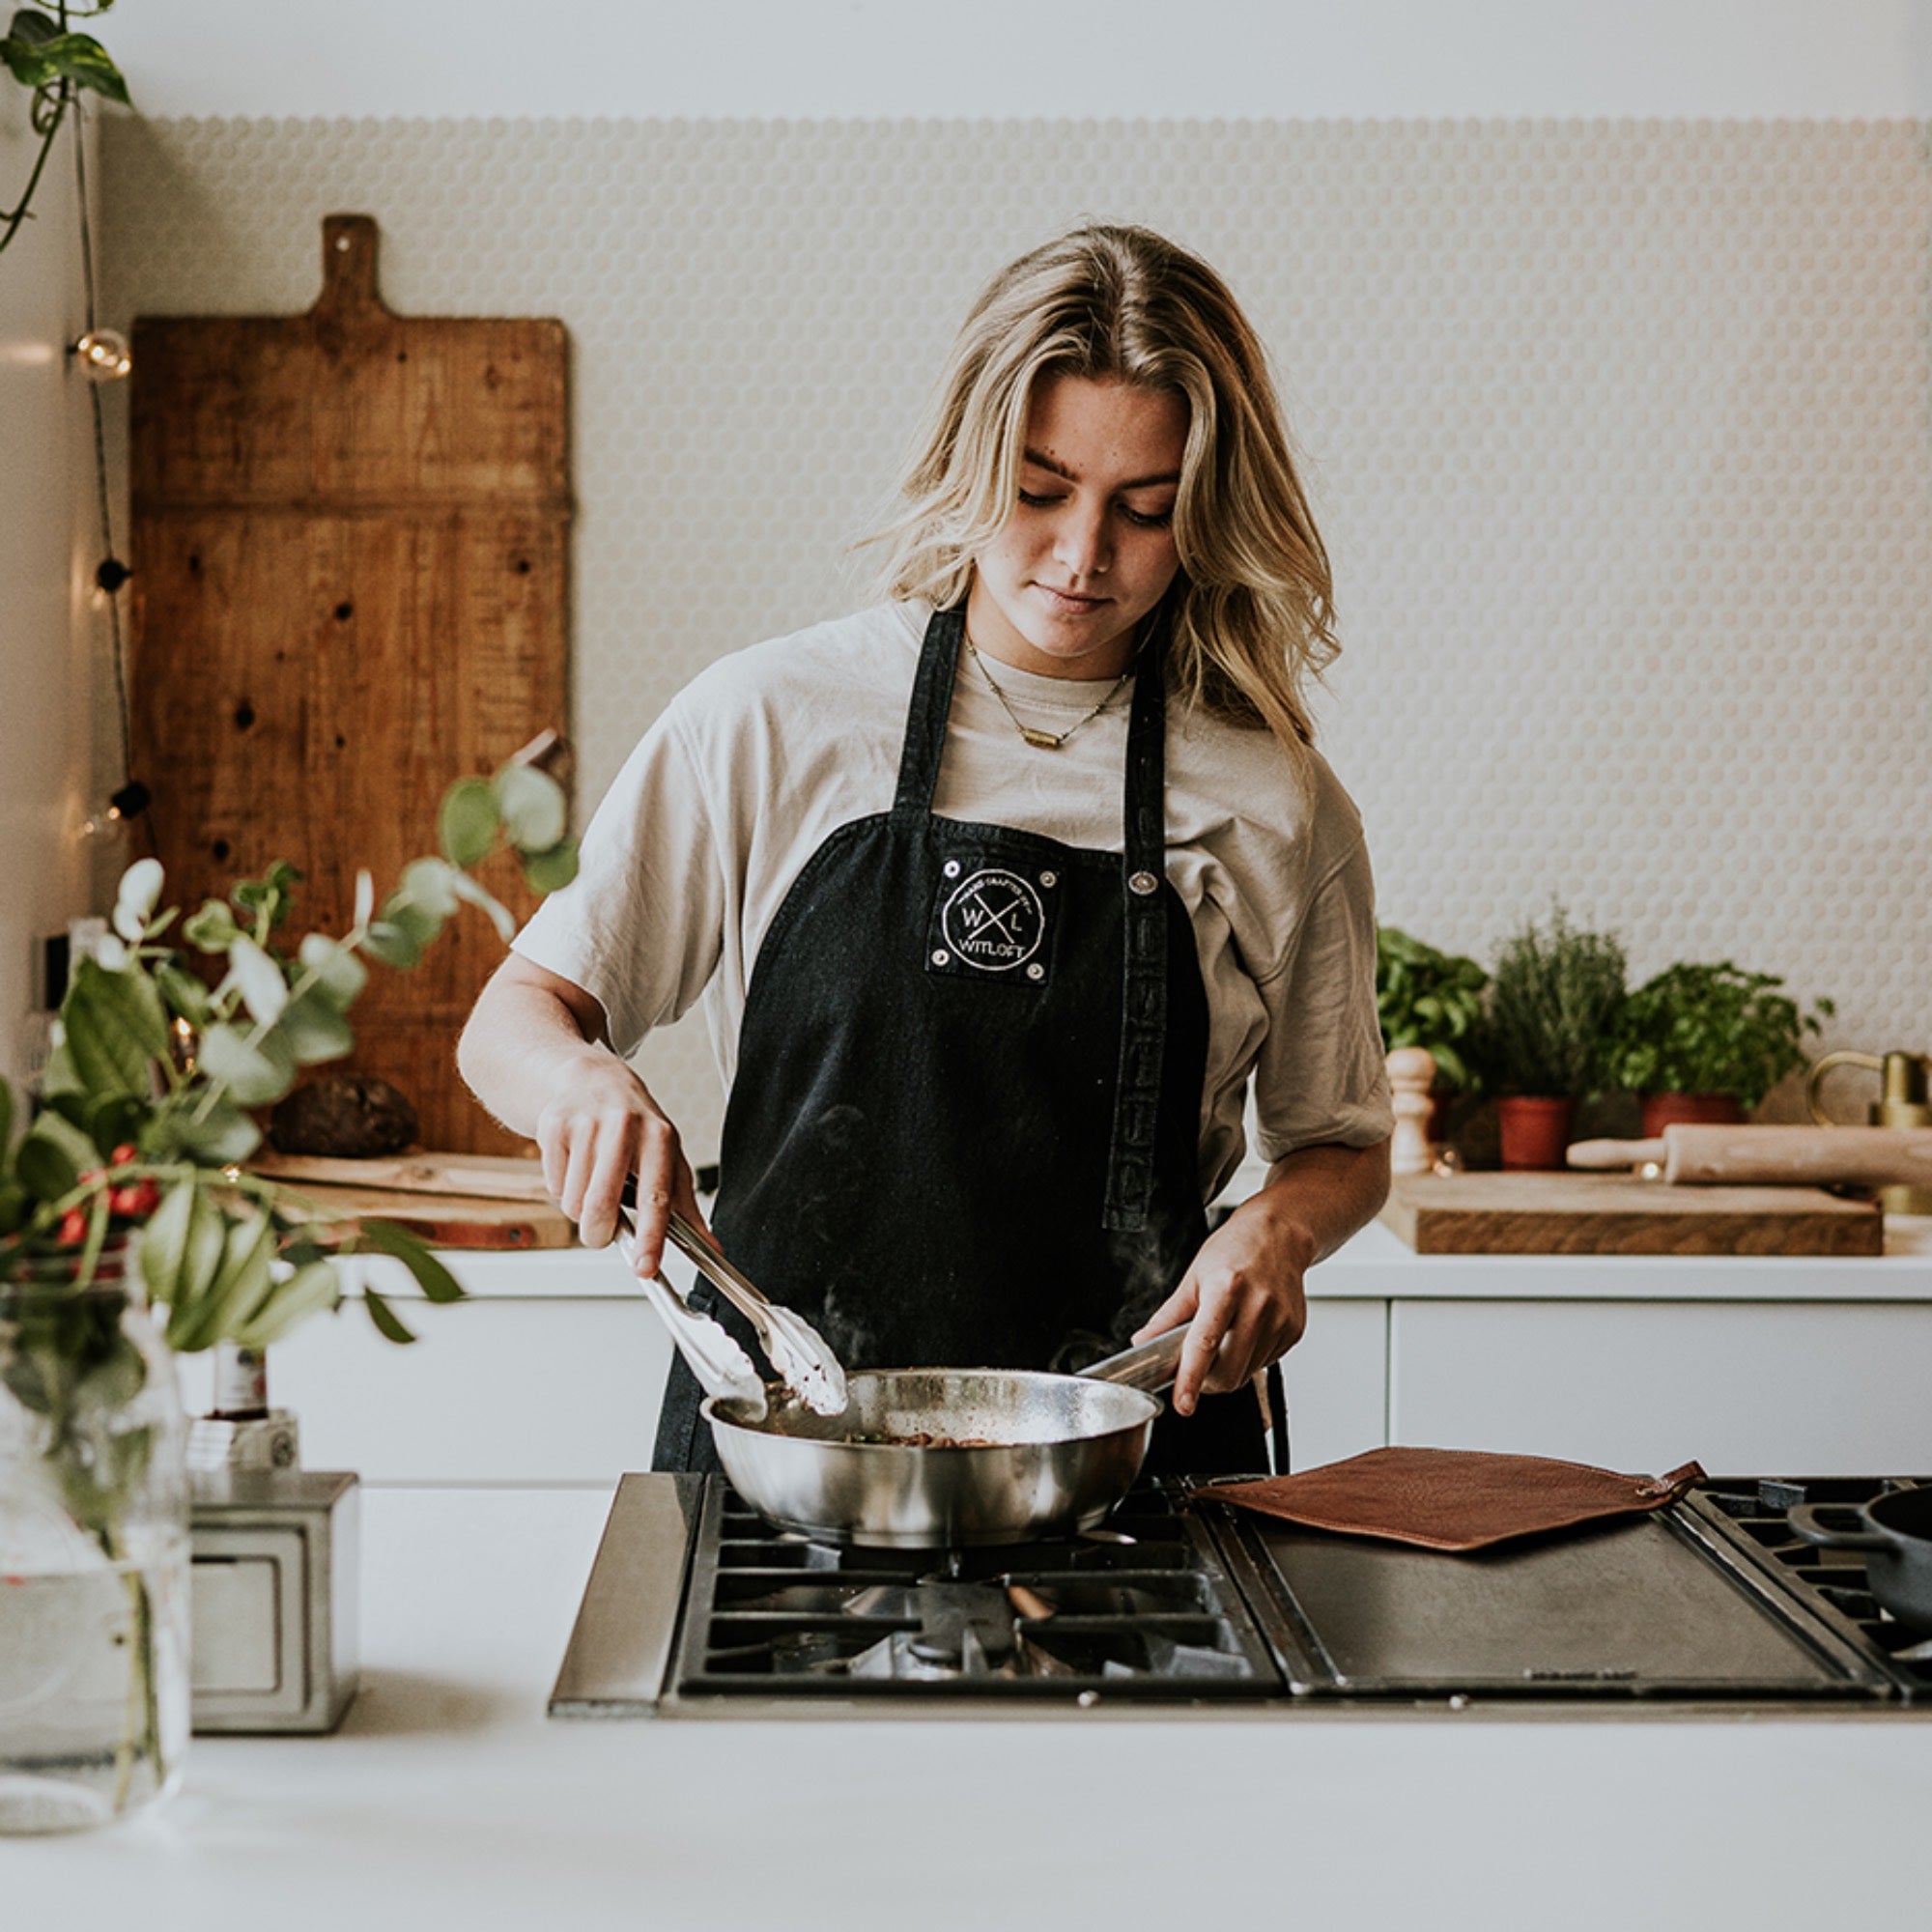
652 605 1265 1478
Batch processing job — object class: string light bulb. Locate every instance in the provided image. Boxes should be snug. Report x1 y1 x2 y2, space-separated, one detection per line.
76 780 152 844
73 327 131 382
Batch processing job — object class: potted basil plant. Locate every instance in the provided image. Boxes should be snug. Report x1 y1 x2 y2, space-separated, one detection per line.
1483 906 1628 1170
1603 961 1834 1137
1377 924 1489 1089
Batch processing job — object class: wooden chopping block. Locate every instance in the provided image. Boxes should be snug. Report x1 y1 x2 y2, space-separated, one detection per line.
1569 1124 1932 1188
129 214 571 1156
1380 1171 1883 1256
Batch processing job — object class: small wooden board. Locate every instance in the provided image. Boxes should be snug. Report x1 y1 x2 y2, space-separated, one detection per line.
251 1150 552 1203
1380 1172 1884 1257
249 1149 570 1250
279 1180 574 1251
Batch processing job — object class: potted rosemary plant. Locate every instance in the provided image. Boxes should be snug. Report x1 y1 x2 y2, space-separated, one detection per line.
0 760 574 1833
1483 907 1628 1169
1603 961 1834 1136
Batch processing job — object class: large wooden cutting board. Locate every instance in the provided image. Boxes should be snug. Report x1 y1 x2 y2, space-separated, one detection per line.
128 214 570 1152
1380 1172 1884 1257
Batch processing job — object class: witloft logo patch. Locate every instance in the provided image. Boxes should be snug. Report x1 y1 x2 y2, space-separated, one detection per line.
936 867 1047 974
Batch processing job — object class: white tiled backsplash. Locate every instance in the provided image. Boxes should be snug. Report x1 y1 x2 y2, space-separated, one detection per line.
99 117 1932 1157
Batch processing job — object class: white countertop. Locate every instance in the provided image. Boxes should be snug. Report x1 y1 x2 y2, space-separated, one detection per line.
402 1210 1932 1304
15 1484 1930 1932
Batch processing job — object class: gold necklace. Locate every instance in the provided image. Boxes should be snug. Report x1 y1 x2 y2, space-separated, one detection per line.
963 635 1134 751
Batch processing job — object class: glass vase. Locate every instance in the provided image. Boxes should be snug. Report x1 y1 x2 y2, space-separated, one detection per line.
0 1254 189 1833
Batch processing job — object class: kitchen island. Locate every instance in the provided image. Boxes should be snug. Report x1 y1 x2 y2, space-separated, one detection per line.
14 1482 1930 1932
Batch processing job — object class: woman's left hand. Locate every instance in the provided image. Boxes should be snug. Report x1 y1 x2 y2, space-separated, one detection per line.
1132 1137 1393 1416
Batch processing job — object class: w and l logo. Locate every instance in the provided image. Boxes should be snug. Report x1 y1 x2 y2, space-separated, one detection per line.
937 866 1048 974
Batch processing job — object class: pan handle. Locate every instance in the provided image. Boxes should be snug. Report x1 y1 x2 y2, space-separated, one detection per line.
1786 1502 1890 1552
1079 1321 1192 1394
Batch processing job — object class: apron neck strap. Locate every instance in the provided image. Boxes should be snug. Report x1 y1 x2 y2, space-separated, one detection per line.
893 605 966 816
894 602 1170 851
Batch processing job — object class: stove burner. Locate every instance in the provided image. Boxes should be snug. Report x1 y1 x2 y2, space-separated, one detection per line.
670 1482 1281 1699
1696 1475 1932 1699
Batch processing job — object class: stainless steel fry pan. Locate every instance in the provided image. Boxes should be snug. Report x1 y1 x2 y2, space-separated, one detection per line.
701 1325 1190 1548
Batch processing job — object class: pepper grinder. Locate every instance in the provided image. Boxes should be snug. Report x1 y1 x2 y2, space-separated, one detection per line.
1387 1046 1438 1177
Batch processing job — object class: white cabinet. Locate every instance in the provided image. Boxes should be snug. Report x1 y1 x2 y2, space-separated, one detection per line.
1280 1298 1386 1469
1388 1298 1932 1476
202 1229 1932 1485
269 1294 674 1484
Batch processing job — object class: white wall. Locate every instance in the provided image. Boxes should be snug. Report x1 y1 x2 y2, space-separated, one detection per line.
99 0 1932 118
0 97 92 1092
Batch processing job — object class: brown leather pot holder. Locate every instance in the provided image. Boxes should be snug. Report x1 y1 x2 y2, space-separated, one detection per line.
1194 1447 1708 1552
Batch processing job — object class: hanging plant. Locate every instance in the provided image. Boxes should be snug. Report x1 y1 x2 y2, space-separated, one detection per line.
1 3 128 258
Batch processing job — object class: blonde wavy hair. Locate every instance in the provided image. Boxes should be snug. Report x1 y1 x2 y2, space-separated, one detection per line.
870 224 1338 773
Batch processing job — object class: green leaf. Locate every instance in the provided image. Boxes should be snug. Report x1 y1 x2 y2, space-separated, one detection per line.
16 1107 97 1199
362 917 422 971
169 1206 276 1353
521 838 579 895
361 1283 418 1345
196 1021 296 1107
62 954 172 1099
139 1176 197 1310
296 933 367 1009
155 960 213 1027
398 856 463 920
162 1095 262 1167
0 20 129 102
231 1260 341 1350
183 898 241 952
158 1186 233 1345
438 777 500 867
85 1093 150 1156
493 763 567 853
227 935 290 1026
0 1076 12 1161
4 9 58 50
355 1219 467 1304
365 895 442 969
450 869 516 943
274 986 356 1065
231 860 303 933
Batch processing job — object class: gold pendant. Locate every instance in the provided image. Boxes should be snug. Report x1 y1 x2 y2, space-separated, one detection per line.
1018 725 1065 750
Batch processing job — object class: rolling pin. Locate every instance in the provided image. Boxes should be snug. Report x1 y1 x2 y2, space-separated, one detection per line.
1568 1123 1932 1187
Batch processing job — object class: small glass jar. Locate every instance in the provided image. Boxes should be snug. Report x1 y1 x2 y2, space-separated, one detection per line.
0 1252 189 1833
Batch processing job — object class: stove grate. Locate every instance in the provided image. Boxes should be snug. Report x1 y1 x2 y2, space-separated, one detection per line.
1694 1476 1932 1701
669 1482 1284 1700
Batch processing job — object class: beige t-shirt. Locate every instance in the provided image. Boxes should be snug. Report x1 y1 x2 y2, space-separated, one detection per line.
514 602 1393 1200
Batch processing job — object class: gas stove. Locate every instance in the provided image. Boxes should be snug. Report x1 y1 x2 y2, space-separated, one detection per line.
549 1472 1932 1719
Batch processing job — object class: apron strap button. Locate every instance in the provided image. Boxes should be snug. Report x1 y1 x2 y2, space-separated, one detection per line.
1127 869 1160 896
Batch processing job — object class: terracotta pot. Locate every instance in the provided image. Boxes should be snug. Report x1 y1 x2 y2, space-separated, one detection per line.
1496 1094 1576 1171
1639 1091 1746 1138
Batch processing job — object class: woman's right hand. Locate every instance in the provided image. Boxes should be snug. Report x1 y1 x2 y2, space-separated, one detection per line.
534 1051 710 1277
458 954 712 1279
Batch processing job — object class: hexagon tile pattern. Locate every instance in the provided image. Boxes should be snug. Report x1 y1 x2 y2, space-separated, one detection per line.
99 118 1932 1157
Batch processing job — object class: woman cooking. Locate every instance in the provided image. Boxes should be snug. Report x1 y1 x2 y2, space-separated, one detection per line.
458 223 1393 1477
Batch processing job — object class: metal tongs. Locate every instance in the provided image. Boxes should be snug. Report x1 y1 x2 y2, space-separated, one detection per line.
617 1179 849 1417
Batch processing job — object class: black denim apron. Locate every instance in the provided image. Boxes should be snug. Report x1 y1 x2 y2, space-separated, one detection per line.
651 605 1266 1478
